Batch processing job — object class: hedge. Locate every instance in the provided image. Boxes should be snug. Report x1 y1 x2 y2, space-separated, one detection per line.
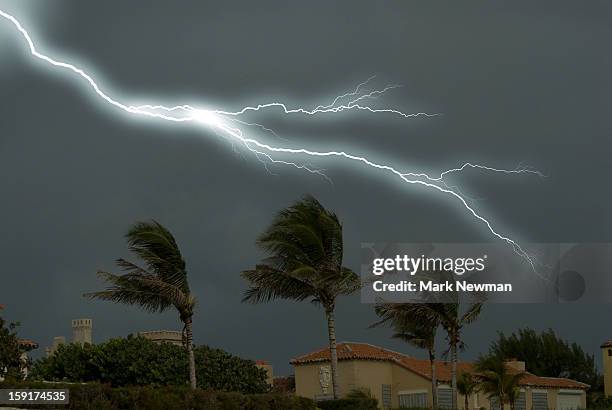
316 397 378 410
0 381 316 410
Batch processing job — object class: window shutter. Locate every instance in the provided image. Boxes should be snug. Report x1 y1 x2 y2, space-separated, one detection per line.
398 392 428 408
532 391 548 410
381 384 392 408
438 388 453 409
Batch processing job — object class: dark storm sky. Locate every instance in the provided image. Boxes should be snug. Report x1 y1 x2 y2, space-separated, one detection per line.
1 1 611 375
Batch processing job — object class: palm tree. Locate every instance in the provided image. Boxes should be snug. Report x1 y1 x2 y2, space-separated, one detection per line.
475 356 525 410
407 300 482 408
241 195 360 399
371 303 440 409
84 220 198 389
457 371 478 410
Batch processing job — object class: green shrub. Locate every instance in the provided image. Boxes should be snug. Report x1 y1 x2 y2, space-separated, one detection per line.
29 336 269 393
317 397 378 410
0 380 316 410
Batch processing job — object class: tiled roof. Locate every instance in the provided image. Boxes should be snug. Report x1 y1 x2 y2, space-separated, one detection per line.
601 340 612 348
519 373 589 389
18 339 39 349
291 342 588 390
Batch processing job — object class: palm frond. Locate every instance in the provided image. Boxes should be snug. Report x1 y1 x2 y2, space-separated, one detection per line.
241 264 317 304
125 220 188 291
243 195 354 309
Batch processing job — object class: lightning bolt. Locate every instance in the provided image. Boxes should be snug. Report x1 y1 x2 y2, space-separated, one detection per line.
0 9 543 272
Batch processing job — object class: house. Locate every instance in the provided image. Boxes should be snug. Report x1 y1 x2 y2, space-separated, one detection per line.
291 342 588 409
138 330 182 346
601 340 612 397
255 360 274 386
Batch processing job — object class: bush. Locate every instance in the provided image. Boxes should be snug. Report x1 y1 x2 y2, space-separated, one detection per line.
0 380 316 410
317 397 378 410
29 336 269 393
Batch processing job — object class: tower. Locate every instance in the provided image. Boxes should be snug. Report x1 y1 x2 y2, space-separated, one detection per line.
602 341 612 397
72 318 92 345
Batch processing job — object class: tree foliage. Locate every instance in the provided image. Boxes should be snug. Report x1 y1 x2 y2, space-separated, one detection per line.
242 195 360 308
0 315 23 380
475 355 525 410
29 336 269 393
241 195 360 399
85 220 199 388
371 302 439 409
488 328 599 388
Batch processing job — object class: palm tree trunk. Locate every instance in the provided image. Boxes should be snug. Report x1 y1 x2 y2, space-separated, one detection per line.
429 348 438 410
451 339 458 409
464 394 469 410
325 307 340 399
184 317 197 389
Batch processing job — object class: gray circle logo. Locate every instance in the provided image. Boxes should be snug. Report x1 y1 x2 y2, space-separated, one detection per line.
555 270 586 302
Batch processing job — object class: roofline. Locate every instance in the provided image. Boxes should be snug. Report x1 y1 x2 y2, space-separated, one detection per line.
290 341 410 363
291 342 590 389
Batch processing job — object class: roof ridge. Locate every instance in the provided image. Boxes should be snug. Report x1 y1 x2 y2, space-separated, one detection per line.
339 341 413 358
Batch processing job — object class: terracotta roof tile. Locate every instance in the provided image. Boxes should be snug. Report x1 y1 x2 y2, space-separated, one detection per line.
18 339 39 349
291 342 588 390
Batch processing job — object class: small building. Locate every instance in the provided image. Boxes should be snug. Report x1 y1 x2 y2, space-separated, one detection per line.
291 342 588 409
138 330 183 346
45 318 93 355
255 360 274 386
17 338 38 378
601 340 612 397
46 336 66 357
72 319 92 345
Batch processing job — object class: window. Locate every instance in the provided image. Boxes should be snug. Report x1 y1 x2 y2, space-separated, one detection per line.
398 392 427 408
381 384 391 408
608 349 612 357
490 396 500 410
532 391 548 410
515 391 526 410
437 388 453 409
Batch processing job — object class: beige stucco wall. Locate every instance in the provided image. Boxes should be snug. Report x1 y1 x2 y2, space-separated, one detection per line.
294 360 586 409
294 361 356 400
604 347 612 397
295 359 437 407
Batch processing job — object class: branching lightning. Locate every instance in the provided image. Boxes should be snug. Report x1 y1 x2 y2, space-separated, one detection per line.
0 9 543 272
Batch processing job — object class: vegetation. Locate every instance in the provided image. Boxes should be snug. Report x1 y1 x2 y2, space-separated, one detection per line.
387 278 482 408
488 327 600 388
0 380 315 410
241 196 361 399
317 397 378 410
0 314 24 381
85 220 198 388
456 371 478 410
371 303 440 409
475 355 525 410
29 336 269 393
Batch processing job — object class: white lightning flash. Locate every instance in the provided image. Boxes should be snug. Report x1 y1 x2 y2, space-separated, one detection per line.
0 9 542 271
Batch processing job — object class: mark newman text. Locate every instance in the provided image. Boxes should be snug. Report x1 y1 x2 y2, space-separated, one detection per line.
372 280 512 293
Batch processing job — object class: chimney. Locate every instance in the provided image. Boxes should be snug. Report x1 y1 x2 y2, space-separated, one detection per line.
505 358 526 371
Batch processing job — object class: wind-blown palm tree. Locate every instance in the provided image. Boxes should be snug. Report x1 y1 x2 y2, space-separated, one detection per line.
457 371 478 410
475 356 525 410
407 299 482 408
84 220 197 389
371 303 440 409
241 196 360 399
